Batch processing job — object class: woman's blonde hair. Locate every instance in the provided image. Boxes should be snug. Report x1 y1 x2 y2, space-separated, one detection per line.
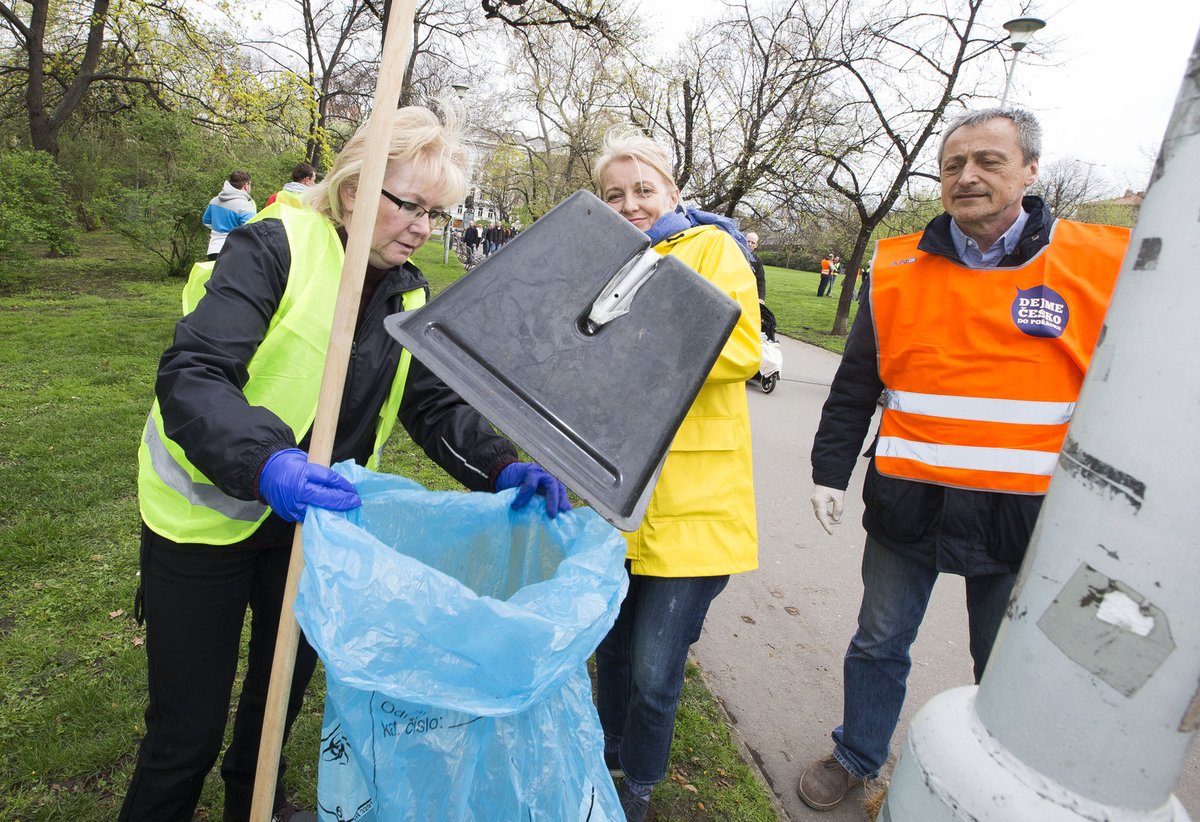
592 126 677 193
305 103 468 226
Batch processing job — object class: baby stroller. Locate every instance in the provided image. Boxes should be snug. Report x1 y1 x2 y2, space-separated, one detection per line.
753 304 783 394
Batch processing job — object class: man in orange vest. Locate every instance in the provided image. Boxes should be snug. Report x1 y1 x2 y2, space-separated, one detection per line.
797 108 1129 811
817 253 835 296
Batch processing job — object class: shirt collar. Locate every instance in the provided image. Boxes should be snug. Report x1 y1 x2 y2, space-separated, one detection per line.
950 208 1030 268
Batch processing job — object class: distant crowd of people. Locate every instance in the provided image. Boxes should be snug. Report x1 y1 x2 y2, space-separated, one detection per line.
460 220 517 258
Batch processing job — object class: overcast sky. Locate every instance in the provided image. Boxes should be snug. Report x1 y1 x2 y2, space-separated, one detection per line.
1026 0 1199 189
645 0 1200 193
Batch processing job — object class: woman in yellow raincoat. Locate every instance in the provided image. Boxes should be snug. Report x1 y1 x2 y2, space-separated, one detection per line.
592 128 761 821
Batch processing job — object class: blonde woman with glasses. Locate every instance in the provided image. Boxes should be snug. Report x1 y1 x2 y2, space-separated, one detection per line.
124 106 568 822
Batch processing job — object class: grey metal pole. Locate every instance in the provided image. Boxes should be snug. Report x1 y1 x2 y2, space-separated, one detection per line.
1000 49 1020 108
883 29 1200 821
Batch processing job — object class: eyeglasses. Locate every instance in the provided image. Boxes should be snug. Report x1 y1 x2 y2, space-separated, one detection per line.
380 189 452 224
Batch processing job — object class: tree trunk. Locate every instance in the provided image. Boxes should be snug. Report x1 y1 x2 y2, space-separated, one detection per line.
12 0 112 157
831 225 874 336
29 112 58 158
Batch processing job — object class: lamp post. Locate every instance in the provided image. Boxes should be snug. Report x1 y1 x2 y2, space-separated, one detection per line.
1000 16 1046 108
445 82 470 265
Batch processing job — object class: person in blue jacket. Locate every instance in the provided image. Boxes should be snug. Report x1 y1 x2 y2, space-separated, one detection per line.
202 170 257 259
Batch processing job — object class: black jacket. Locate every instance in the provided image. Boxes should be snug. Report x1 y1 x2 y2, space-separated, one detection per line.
157 217 516 511
811 196 1054 575
749 253 767 302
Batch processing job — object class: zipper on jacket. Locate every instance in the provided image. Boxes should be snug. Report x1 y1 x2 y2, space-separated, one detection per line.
341 275 420 427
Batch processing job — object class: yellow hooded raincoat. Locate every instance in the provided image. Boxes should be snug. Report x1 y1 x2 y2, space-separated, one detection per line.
624 224 762 576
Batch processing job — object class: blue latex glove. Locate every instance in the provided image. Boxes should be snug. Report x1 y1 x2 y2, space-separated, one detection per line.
258 448 362 523
495 462 572 519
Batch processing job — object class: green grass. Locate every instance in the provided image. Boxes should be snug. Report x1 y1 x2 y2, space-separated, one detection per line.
0 231 792 821
764 264 859 355
651 662 778 821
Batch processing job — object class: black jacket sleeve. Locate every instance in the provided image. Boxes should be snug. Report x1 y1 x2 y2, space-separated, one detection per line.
810 299 885 490
159 217 520 500
398 356 518 492
752 257 767 301
156 221 297 501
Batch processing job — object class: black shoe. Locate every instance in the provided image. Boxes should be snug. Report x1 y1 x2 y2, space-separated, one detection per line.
617 780 649 822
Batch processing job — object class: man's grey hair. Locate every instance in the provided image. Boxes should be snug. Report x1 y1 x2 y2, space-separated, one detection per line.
938 108 1042 166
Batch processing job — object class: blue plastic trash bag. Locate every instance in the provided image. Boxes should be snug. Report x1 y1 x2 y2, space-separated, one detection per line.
295 461 629 822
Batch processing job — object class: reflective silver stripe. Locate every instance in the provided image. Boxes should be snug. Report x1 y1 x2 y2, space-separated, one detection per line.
143 421 267 522
885 390 1075 426
439 436 489 480
877 436 1059 476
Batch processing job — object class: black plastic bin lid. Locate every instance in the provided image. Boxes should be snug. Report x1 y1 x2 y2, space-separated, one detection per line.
384 190 740 530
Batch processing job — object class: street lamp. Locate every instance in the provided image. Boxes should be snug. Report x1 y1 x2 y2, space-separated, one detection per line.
1000 16 1046 108
445 82 471 264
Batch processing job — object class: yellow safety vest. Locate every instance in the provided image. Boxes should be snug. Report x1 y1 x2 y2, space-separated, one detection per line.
138 203 425 544
273 188 306 208
871 219 1128 494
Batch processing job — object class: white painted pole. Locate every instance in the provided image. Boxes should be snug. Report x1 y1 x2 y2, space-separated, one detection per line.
999 49 1020 108
883 29 1200 822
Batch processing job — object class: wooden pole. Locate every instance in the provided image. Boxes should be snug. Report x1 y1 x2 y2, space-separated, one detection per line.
249 2 417 818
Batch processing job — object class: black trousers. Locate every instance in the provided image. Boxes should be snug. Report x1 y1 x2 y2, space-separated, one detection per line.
119 521 319 822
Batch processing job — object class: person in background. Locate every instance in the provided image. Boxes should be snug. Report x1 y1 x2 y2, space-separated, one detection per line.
745 231 767 304
592 127 761 822
855 260 870 302
122 105 569 822
463 220 481 260
265 162 317 208
797 107 1129 812
483 222 501 256
203 170 256 260
817 253 835 296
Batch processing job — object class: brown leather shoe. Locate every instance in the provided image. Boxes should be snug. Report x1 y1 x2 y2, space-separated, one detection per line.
797 753 863 811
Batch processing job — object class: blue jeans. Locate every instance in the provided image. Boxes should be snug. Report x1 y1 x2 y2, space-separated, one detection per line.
595 571 729 786
832 536 1016 779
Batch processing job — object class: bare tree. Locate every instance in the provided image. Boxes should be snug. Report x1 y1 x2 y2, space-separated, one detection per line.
495 22 633 218
803 0 1017 334
625 0 836 218
237 0 381 165
1032 158 1114 220
473 141 525 224
235 0 626 167
1 0 110 156
475 0 628 42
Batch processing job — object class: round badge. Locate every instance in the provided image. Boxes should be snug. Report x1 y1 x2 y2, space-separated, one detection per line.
1011 285 1069 338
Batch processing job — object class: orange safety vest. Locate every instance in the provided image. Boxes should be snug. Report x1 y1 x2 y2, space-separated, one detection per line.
871 219 1129 494
821 258 832 274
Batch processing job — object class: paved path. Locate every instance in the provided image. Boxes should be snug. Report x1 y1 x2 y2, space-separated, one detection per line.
691 334 1199 820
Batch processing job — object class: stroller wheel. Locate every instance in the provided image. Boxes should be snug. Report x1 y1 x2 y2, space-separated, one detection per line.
760 373 778 394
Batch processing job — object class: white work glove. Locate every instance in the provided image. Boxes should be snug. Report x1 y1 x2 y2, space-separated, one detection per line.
811 485 845 535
